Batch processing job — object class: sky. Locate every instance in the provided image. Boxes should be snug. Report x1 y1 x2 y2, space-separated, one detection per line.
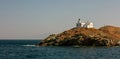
0 0 120 39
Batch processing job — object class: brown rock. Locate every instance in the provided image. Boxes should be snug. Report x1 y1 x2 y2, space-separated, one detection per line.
38 25 120 46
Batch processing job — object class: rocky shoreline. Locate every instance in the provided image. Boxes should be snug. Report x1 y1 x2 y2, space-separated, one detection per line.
37 25 120 46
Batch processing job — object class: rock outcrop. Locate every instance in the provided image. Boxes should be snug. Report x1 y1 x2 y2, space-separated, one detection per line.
38 25 120 46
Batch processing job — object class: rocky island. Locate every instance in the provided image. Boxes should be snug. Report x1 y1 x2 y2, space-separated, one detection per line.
38 19 120 46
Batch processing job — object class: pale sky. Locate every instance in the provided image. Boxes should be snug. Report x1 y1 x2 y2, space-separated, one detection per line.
0 0 120 39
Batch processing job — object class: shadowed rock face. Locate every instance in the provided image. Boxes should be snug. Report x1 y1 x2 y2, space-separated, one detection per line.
38 25 120 46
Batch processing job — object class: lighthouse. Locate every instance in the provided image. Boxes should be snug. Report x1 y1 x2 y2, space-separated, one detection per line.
76 18 93 28
76 18 81 27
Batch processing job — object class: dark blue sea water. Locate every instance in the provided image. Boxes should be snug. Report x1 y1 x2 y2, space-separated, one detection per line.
0 40 120 59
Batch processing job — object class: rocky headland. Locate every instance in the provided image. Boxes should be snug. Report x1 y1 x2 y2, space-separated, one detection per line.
38 25 120 46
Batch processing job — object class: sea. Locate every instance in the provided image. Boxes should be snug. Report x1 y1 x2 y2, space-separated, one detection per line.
0 40 120 59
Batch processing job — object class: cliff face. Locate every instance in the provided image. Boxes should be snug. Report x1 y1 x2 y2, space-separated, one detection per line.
38 25 120 46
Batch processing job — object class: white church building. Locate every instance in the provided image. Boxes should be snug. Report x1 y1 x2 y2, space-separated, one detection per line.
76 18 93 28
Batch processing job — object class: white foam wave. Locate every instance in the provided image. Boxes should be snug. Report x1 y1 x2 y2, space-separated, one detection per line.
23 44 36 47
